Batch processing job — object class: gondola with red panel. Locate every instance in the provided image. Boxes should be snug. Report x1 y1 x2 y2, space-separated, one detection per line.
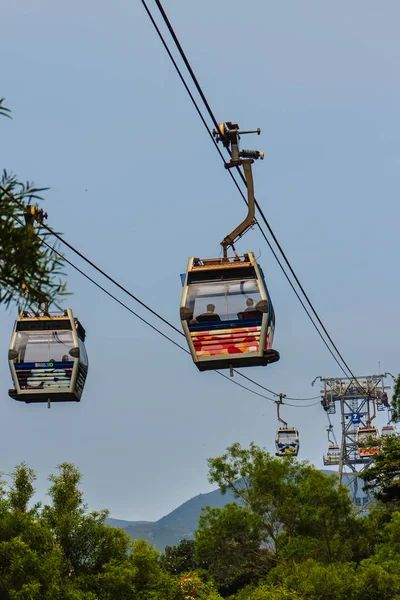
180 123 280 372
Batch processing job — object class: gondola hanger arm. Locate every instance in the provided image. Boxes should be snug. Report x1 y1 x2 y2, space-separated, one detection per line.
275 393 287 428
213 122 264 258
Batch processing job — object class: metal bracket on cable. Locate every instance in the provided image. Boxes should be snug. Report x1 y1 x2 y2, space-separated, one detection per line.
212 122 264 169
213 122 264 258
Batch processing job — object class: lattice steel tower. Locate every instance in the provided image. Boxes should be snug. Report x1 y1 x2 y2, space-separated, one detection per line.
313 374 392 504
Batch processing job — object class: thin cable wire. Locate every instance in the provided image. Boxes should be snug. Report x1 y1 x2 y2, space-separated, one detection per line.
145 0 364 392
10 213 292 404
0 186 316 402
138 0 355 383
3 185 321 402
11 216 190 354
235 370 321 401
152 0 220 131
0 184 182 338
285 394 321 401
12 212 323 410
286 399 321 408
234 370 278 397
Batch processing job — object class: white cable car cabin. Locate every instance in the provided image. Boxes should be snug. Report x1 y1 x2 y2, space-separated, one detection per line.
8 308 88 403
180 123 279 372
323 445 340 466
275 427 299 457
180 253 279 371
356 426 380 457
381 425 395 437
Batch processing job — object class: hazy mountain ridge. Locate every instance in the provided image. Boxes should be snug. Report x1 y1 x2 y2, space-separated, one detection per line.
106 486 237 550
106 470 367 551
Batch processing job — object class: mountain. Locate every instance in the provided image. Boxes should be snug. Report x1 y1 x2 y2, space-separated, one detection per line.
106 486 237 551
106 469 369 551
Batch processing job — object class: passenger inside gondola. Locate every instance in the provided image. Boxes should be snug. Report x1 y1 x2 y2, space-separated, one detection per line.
194 304 221 323
186 280 262 326
244 298 256 312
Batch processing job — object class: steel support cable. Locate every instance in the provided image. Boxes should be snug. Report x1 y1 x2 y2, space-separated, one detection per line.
139 0 252 209
11 216 190 354
148 0 367 396
11 212 320 408
235 167 365 394
4 185 320 403
10 213 285 405
44 221 324 403
142 1 361 385
152 0 220 131
286 400 321 408
236 370 321 401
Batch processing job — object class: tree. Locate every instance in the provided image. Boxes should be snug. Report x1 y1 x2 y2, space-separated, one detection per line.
1 97 67 309
361 434 400 504
195 503 266 595
391 375 400 422
0 464 64 599
206 443 355 565
161 539 197 575
0 462 184 599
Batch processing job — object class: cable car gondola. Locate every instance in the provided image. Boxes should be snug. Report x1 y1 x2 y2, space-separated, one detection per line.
356 425 379 457
323 445 340 465
381 425 395 437
323 425 340 465
274 394 299 457
276 427 300 457
8 308 88 404
180 123 280 372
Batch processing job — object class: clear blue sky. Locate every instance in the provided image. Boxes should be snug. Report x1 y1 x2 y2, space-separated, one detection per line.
1 0 399 521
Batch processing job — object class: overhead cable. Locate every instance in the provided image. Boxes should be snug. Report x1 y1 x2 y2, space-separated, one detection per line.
144 0 364 392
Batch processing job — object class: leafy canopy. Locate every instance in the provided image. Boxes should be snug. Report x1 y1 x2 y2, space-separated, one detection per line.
0 97 68 309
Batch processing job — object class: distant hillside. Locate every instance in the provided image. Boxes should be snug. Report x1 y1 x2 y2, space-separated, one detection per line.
107 469 369 551
106 486 237 551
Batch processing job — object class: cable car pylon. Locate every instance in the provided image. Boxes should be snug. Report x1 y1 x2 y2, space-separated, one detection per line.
315 374 392 506
180 122 280 372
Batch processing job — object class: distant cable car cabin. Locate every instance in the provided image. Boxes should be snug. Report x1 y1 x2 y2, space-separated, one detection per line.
323 424 340 465
180 123 280 372
356 425 379 457
323 445 340 466
8 308 88 405
274 394 299 457
381 425 395 437
276 427 300 457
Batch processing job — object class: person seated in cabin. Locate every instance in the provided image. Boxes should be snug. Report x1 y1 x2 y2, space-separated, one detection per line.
195 303 221 323
62 354 70 362
244 298 256 312
240 297 262 319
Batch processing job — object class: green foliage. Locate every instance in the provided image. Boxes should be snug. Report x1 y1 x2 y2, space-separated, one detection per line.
0 462 183 600
361 434 400 504
0 98 11 119
161 539 197 575
233 583 305 600
2 449 400 599
391 375 400 422
1 97 68 309
195 503 266 594
206 443 354 564
0 171 68 310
